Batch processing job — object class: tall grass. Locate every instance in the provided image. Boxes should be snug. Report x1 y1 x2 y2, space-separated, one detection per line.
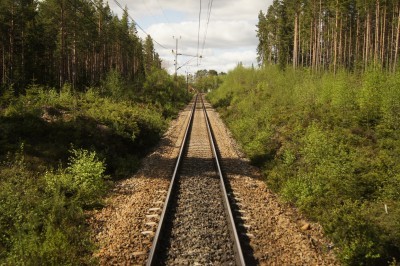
207 65 400 265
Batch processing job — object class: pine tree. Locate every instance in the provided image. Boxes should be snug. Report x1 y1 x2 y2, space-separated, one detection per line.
257 0 400 72
0 0 38 89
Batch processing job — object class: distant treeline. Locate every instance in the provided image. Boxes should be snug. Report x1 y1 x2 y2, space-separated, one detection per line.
0 0 161 91
257 0 400 72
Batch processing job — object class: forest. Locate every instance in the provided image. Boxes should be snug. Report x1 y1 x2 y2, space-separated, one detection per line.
207 0 400 265
0 0 164 90
0 0 190 264
257 0 400 72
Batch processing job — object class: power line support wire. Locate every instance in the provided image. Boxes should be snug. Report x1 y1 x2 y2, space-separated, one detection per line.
197 0 202 65
112 0 169 49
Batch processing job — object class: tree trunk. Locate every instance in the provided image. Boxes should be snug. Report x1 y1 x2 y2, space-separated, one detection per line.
394 5 400 72
374 0 380 66
1 44 5 84
339 17 343 69
73 30 77 89
72 2 77 89
381 6 386 68
317 0 322 71
356 15 360 66
348 18 353 69
310 20 313 68
344 22 347 69
60 0 66 87
9 2 15 82
389 4 396 70
293 12 298 69
365 12 371 69
334 0 338 73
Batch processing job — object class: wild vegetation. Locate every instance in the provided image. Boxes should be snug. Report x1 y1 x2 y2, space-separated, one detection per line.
0 0 162 90
192 69 225 93
0 75 189 264
207 65 400 265
0 0 191 264
257 0 400 72
209 1 400 264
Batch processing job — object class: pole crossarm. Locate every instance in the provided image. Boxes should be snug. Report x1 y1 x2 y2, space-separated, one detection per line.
172 36 203 76
177 53 202 58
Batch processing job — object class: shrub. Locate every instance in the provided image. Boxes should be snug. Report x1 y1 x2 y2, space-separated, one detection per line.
101 69 125 99
208 65 400 264
0 73 189 264
45 148 107 207
0 147 104 264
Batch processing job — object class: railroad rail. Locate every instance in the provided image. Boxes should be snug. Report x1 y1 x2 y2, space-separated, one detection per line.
146 94 245 265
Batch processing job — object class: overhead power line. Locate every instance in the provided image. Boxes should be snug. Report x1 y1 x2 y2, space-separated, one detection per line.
112 0 170 49
197 0 202 65
65 0 126 49
155 0 179 34
177 57 197 71
200 0 213 64
83 0 141 50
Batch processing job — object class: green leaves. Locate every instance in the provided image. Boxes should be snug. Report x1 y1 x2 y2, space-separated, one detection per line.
67 148 106 202
0 79 187 263
207 65 400 265
142 68 190 116
45 148 107 207
0 148 105 264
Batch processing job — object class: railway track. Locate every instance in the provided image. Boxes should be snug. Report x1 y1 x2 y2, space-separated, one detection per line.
147 94 245 265
91 93 338 265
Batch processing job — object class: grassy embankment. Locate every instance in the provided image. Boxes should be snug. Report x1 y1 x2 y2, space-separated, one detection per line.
207 65 400 265
0 71 190 264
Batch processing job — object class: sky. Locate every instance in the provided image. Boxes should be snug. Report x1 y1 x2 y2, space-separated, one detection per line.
108 0 273 75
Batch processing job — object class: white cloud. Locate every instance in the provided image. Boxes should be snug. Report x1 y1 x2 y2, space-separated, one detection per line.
144 20 257 49
108 0 273 74
110 0 272 20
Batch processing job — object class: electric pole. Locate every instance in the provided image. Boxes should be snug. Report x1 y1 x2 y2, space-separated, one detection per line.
172 36 201 78
173 36 181 78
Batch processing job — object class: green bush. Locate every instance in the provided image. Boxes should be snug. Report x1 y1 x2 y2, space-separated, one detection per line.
101 69 126 99
323 201 382 266
0 147 101 264
357 70 385 127
207 65 400 264
142 68 191 117
45 148 107 206
0 77 189 263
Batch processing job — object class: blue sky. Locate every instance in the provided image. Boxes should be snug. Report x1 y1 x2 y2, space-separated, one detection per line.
108 0 273 75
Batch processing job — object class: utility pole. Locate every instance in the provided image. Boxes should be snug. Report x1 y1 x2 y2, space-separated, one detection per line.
172 36 201 78
173 36 181 78
186 71 190 93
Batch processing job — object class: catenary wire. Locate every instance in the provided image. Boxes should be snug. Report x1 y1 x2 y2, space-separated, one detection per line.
200 0 213 64
197 0 202 65
112 0 170 49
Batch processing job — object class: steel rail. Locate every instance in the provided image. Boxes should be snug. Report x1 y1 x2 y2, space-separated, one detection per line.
146 94 245 265
200 95 246 266
146 94 198 266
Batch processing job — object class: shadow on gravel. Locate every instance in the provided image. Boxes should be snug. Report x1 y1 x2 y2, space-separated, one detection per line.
148 155 258 265
145 124 258 264
218 157 259 265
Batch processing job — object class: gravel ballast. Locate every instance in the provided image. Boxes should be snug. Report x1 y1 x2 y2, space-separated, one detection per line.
89 98 338 265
